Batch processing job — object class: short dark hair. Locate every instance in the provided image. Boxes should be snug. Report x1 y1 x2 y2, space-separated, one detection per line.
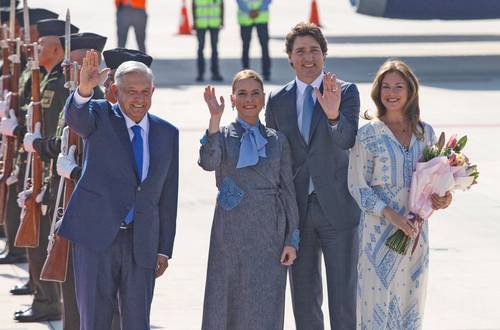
285 22 328 55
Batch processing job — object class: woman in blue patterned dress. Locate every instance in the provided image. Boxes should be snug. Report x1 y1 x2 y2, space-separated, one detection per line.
348 60 452 329
199 70 300 330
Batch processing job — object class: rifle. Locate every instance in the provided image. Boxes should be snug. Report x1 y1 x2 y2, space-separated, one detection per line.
15 0 42 247
40 9 75 282
0 0 17 225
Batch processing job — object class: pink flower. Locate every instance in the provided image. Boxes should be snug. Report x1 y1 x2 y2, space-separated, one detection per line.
446 134 458 149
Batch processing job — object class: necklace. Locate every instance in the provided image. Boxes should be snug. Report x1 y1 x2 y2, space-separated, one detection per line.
383 120 412 148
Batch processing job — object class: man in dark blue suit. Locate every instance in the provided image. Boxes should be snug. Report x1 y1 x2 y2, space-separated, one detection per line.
59 50 178 330
265 22 360 329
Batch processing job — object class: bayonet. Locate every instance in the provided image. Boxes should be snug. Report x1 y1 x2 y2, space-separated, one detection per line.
22 0 30 43
8 0 15 40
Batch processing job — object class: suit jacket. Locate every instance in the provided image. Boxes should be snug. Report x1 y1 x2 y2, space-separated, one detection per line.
59 94 179 269
265 79 360 230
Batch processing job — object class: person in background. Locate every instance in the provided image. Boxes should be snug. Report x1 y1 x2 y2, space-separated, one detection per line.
192 0 224 82
115 0 147 52
236 0 271 81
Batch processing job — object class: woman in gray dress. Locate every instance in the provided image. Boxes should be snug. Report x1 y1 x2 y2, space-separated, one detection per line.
199 70 300 330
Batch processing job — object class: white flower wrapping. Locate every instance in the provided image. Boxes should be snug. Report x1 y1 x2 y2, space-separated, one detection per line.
409 156 475 220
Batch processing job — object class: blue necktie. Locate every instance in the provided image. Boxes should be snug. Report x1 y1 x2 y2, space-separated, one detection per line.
301 85 316 193
131 125 143 181
301 85 315 144
124 125 143 224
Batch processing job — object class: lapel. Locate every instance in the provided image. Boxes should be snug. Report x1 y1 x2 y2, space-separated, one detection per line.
309 82 324 143
110 103 139 182
282 81 307 148
143 113 160 184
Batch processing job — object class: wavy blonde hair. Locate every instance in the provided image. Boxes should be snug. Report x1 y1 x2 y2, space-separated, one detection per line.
369 59 424 140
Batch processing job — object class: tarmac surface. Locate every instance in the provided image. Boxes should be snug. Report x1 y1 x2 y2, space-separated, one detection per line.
0 0 499 329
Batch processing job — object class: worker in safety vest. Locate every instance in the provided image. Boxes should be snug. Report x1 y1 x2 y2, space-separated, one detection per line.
237 0 271 81
115 0 147 52
192 0 224 82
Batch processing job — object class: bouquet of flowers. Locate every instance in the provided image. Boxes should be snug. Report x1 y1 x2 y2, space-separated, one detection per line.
385 132 479 255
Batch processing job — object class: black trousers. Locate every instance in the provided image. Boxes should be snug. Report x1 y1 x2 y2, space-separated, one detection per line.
240 23 271 78
196 28 221 77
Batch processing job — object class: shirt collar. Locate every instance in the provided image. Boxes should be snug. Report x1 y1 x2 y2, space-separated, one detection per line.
295 71 324 95
122 110 149 132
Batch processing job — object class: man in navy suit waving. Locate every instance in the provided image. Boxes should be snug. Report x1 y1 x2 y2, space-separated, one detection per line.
59 50 179 330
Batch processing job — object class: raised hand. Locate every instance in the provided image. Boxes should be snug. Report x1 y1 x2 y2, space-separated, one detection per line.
203 86 225 134
78 50 110 97
204 86 225 117
314 72 341 121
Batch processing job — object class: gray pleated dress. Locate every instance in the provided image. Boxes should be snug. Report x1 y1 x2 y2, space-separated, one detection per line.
199 121 300 330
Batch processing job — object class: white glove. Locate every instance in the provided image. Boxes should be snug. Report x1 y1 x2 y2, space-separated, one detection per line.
36 185 46 204
6 165 19 186
0 109 18 136
16 186 46 208
57 145 77 179
17 189 32 208
60 126 69 154
23 121 41 153
0 91 12 117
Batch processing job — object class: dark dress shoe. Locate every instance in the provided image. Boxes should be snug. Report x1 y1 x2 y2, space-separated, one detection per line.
10 282 34 295
195 75 204 82
0 253 27 264
14 307 61 322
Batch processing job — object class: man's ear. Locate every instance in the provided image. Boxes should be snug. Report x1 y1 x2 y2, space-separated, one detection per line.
111 84 119 97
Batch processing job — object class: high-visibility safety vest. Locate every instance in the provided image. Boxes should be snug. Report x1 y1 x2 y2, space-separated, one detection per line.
115 0 146 10
237 0 269 26
194 0 222 29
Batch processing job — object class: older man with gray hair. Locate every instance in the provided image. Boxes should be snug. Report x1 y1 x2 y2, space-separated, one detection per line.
58 50 179 330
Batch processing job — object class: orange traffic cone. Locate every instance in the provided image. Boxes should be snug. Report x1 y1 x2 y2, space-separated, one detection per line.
177 0 192 35
309 0 322 27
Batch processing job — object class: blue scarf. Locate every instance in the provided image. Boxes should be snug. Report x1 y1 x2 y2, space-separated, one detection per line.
236 118 267 168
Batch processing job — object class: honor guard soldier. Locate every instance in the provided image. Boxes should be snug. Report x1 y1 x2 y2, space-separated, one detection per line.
29 31 106 329
0 8 58 272
13 18 78 323
0 0 22 261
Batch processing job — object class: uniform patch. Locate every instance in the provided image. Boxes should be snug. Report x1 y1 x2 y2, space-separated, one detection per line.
41 90 55 108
